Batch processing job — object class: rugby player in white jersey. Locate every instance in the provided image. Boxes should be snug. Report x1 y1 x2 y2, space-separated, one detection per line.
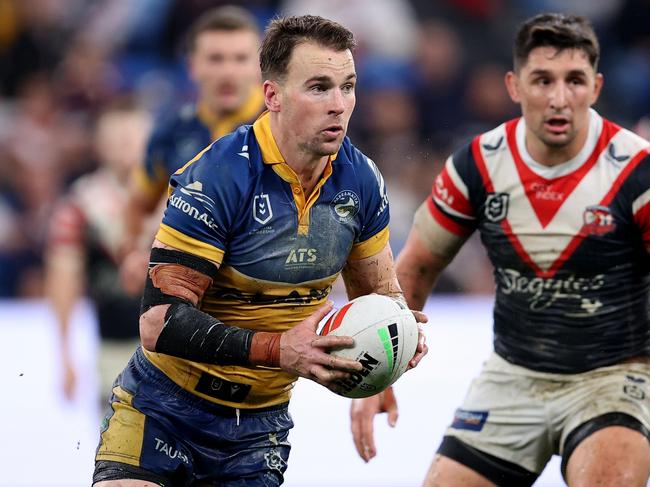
351 12 650 487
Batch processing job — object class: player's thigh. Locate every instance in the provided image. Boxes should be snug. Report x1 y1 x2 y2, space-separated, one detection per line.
565 425 650 487
214 408 293 487
442 354 552 476
424 454 497 487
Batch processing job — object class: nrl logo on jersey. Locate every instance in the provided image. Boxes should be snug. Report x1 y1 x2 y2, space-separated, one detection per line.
583 205 616 236
330 190 360 223
484 193 509 222
253 193 273 224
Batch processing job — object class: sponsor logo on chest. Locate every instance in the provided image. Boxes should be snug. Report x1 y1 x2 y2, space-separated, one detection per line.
285 248 317 266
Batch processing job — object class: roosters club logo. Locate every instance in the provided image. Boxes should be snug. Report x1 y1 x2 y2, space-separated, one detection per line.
583 205 616 236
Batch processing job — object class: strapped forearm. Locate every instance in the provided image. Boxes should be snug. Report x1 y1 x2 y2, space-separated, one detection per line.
155 303 281 366
142 247 281 367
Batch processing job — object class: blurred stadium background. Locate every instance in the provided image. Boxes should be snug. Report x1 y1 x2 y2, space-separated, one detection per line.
0 0 648 485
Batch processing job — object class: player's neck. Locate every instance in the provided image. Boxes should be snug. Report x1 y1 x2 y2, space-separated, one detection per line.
270 116 329 196
525 127 589 168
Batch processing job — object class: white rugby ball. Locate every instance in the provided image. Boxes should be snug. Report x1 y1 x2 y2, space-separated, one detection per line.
320 294 418 398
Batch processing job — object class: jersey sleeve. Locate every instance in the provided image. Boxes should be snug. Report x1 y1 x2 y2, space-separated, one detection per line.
155 143 244 265
133 124 172 199
349 153 390 260
631 153 650 251
425 142 480 237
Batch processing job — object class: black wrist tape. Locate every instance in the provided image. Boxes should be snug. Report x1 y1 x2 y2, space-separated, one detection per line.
155 302 254 365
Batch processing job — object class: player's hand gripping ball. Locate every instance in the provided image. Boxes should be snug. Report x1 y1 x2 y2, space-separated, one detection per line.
320 294 418 398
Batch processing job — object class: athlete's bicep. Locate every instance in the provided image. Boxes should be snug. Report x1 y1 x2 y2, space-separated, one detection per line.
139 239 221 349
342 243 401 301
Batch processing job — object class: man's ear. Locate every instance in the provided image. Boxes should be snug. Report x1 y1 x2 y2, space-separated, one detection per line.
263 80 281 112
591 72 604 106
504 71 521 104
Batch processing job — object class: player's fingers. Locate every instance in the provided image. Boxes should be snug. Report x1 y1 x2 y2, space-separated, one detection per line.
384 388 399 427
313 334 355 350
323 353 362 372
412 310 428 324
360 405 377 461
350 402 367 460
308 365 348 385
306 301 334 330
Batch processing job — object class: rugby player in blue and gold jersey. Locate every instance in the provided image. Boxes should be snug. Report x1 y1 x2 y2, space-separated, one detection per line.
94 15 427 487
120 6 265 294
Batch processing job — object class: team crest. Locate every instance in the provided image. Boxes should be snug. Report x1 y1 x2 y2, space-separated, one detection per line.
484 193 509 222
330 190 360 223
583 205 616 236
253 193 273 224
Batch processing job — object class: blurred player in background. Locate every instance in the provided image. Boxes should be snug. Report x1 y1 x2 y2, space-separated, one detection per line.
351 12 650 487
93 14 425 486
45 101 151 403
120 5 264 295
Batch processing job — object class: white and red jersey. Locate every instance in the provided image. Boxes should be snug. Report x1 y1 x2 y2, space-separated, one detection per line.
427 109 650 373
48 169 140 340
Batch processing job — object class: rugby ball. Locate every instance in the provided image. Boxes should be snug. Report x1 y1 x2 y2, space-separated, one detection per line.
320 294 418 398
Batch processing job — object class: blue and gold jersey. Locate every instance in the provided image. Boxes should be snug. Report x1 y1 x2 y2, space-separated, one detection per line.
146 111 390 408
132 88 264 201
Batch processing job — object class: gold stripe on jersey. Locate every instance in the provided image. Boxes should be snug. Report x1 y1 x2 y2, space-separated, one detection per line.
198 87 265 141
156 223 225 264
172 142 215 180
95 386 145 466
143 268 338 408
349 226 390 260
132 163 169 201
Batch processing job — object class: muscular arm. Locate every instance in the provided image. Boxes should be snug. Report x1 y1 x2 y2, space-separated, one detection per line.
350 205 469 462
341 243 403 301
139 240 361 389
396 228 456 311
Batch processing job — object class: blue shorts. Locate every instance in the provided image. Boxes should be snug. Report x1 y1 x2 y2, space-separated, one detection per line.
93 348 293 486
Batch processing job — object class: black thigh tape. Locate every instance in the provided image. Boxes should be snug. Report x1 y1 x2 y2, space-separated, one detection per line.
155 302 254 366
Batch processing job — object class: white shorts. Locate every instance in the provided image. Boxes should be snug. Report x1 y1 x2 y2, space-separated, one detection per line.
443 352 650 476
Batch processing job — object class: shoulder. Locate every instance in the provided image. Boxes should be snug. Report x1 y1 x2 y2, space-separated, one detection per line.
335 137 382 181
171 125 259 191
149 104 206 141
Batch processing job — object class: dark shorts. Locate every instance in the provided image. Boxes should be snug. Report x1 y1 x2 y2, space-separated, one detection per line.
94 347 293 486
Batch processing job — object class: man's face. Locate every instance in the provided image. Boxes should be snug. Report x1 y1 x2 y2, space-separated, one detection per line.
189 29 261 114
506 46 603 153
272 42 356 158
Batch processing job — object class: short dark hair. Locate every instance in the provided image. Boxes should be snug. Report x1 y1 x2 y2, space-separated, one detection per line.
260 15 356 81
186 6 260 53
513 13 600 71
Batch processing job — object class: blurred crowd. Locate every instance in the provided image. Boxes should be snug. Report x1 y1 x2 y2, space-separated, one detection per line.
1 0 649 298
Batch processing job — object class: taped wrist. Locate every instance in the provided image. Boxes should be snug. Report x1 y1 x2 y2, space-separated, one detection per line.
156 302 254 365
249 332 282 367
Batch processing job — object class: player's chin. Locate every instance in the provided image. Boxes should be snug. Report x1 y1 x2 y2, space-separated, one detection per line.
318 137 344 155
